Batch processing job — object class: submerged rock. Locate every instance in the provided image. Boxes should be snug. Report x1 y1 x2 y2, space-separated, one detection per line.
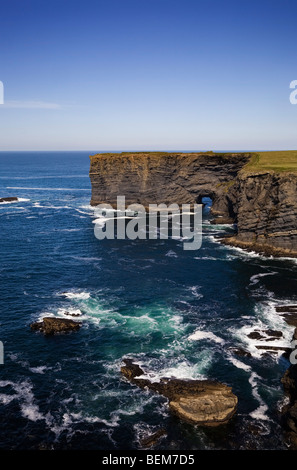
121 359 238 426
62 311 82 317
248 331 266 340
139 429 167 448
30 317 81 335
228 347 251 358
248 329 283 340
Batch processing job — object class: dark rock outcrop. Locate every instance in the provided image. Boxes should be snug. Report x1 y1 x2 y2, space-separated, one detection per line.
62 311 82 317
139 429 167 448
275 306 297 327
0 197 18 203
247 329 283 341
121 359 238 426
30 317 81 335
255 345 291 353
228 347 252 358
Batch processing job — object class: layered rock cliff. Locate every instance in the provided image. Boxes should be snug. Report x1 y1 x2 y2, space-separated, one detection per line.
89 152 297 257
90 152 251 215
223 170 297 257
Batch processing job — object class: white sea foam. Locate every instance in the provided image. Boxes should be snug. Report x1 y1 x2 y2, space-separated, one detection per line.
79 204 95 211
7 186 89 191
249 372 270 421
60 291 90 300
137 363 206 383
188 330 225 344
227 354 251 372
165 250 178 258
136 349 213 383
29 365 49 374
76 208 94 215
0 393 15 404
57 228 83 232
229 300 294 359
249 272 277 286
188 285 203 299
57 307 83 317
0 379 44 422
69 256 102 262
92 215 134 224
32 202 71 209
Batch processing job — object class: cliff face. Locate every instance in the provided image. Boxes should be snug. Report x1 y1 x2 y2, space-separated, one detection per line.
89 152 297 257
224 171 297 257
89 152 250 216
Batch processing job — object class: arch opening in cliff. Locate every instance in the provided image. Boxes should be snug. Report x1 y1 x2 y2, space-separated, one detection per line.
200 196 213 216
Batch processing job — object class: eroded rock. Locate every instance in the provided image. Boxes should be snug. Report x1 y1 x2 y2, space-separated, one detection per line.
121 359 238 426
30 317 81 335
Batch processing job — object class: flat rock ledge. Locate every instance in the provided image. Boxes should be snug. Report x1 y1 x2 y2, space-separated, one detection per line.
121 359 238 426
220 237 297 259
30 317 81 336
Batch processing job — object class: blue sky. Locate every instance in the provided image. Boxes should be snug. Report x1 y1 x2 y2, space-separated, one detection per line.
0 0 297 151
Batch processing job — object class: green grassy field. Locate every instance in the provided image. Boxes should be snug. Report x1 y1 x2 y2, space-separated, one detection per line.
243 151 297 172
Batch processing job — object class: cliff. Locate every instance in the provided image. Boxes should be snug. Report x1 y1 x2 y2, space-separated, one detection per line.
222 170 297 257
89 152 297 257
89 152 251 214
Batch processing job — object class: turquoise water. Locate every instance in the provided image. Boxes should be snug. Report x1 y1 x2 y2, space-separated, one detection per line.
0 151 296 449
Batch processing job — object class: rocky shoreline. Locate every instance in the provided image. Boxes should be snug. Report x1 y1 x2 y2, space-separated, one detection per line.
121 358 238 426
220 236 297 259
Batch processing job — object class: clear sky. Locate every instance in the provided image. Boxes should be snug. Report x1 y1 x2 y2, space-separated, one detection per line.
0 0 297 151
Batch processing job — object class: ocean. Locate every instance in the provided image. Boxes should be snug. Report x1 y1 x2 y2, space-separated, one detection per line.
0 151 296 450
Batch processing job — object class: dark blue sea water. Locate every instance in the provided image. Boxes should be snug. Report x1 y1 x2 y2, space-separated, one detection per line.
0 151 296 450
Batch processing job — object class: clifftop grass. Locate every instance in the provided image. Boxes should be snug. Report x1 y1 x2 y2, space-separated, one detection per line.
90 150 297 173
243 151 297 173
90 151 249 161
